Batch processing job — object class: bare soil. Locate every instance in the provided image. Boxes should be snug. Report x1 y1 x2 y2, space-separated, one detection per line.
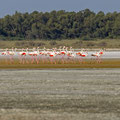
0 69 120 120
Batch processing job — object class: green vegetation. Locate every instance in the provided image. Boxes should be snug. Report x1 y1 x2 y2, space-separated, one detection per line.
0 9 120 40
0 39 120 48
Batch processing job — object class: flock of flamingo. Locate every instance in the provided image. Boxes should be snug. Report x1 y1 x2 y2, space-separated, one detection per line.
0 46 104 64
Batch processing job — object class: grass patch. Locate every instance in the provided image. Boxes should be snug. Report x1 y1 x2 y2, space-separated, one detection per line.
0 39 120 48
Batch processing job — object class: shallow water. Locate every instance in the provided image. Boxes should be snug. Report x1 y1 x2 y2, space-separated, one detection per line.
0 51 120 59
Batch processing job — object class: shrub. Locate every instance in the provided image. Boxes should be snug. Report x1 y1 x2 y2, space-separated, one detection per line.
49 41 57 46
74 40 83 47
15 41 26 47
28 41 35 47
86 42 95 47
98 41 107 47
36 42 45 46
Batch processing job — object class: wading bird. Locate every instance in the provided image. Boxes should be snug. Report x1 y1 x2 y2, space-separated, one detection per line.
91 49 104 63
1 48 9 63
8 47 15 63
19 48 28 64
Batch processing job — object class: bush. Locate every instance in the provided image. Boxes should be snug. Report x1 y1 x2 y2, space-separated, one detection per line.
86 42 95 47
81 36 92 41
49 41 57 46
74 40 83 47
15 41 26 47
36 42 45 46
98 41 107 47
28 41 36 47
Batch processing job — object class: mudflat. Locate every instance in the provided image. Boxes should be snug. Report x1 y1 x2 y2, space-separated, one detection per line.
0 69 120 120
0 59 120 69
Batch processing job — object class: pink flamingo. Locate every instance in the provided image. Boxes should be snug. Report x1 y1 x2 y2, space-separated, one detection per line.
39 47 48 63
33 47 39 64
77 49 88 63
49 48 57 64
66 47 76 63
8 47 15 64
60 46 67 64
60 46 66 55
19 48 28 64
1 48 9 63
91 50 104 63
29 47 39 64
29 48 35 64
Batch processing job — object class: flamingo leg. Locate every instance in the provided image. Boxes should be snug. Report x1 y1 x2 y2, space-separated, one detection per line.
48 57 50 64
90 58 93 64
67 57 69 64
35 56 38 64
57 56 60 64
9 55 13 64
99 57 101 63
54 57 56 64
11 55 14 64
98 57 101 63
26 56 29 64
99 57 102 63
31 56 34 64
5 55 8 64
78 56 81 64
42 56 45 64
50 57 53 64
58 57 61 64
39 55 41 63
79 57 83 63
19 55 22 64
72 57 75 64
22 55 25 64
96 57 99 63
62 55 64 64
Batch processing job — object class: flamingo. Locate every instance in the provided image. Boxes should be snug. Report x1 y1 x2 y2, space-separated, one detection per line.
8 47 15 63
60 46 66 55
24 48 29 63
60 46 67 64
76 49 88 63
1 48 8 55
91 49 104 63
1 48 9 63
49 48 57 64
28 48 35 64
19 48 28 64
66 47 76 63
76 49 87 63
0 47 106 64
33 47 39 64
29 47 39 64
39 47 49 63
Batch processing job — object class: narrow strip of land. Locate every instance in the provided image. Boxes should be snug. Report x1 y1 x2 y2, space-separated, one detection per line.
0 59 120 69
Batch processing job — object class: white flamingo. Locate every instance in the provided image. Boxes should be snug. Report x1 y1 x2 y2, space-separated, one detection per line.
8 47 15 63
19 48 28 64
91 49 104 63
1 48 9 63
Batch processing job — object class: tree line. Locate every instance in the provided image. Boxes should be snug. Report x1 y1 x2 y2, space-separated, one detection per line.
0 9 120 40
